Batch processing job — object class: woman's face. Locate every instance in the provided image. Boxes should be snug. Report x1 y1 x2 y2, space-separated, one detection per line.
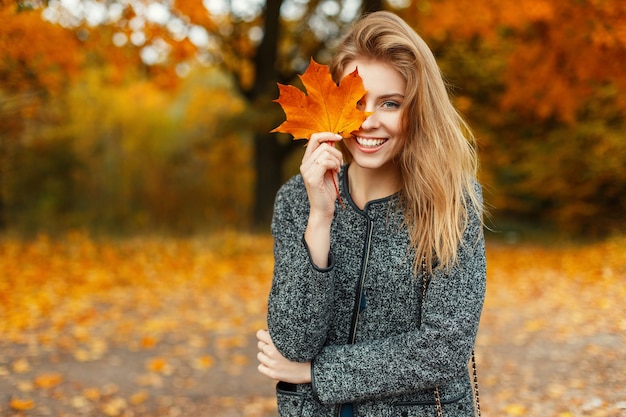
342 58 407 173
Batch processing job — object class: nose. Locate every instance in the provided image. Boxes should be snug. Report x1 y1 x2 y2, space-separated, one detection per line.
360 111 379 130
356 98 379 130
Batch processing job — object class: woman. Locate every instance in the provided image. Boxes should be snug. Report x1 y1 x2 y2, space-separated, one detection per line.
257 11 486 417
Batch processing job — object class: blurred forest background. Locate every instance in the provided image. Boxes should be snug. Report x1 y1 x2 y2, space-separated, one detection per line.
1 0 624 238
1 1 625 416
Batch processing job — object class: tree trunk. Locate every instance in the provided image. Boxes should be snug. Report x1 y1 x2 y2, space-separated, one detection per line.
361 0 383 14
0 168 4 230
252 132 285 229
251 0 282 98
249 0 285 229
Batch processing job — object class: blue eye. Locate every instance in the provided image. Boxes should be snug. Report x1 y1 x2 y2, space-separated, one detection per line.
381 101 400 109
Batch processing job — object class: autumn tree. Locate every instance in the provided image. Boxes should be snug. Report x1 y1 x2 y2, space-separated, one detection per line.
39 0 384 228
1 1 255 233
5 0 625 235
0 0 81 228
398 0 626 234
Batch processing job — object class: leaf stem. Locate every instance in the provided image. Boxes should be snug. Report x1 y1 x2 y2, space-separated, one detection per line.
333 176 345 209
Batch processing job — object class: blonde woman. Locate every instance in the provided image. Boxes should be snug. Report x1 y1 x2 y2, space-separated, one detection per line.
257 11 486 417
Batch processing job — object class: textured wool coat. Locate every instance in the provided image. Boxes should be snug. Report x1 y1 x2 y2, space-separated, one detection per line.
267 166 486 417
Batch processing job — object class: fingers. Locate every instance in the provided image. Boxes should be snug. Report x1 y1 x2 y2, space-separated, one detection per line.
257 340 274 357
257 361 277 380
302 133 343 170
256 331 277 379
304 132 342 158
257 356 274 380
301 147 343 180
257 346 270 362
256 329 275 357
256 329 271 344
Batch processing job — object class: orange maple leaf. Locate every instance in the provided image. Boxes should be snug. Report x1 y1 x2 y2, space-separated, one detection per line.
271 58 368 140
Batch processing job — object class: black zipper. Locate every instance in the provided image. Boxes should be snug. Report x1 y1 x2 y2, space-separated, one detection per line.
338 217 374 417
348 218 374 344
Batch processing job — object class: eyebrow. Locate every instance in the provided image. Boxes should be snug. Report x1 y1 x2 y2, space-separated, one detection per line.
375 93 405 100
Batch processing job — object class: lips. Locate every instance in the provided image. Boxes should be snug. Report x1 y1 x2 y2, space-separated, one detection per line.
354 136 387 148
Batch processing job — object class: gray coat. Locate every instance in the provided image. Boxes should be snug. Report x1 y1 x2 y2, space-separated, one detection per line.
267 166 486 417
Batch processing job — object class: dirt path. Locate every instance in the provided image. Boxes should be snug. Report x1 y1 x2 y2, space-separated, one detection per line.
2 324 624 417
1 332 276 417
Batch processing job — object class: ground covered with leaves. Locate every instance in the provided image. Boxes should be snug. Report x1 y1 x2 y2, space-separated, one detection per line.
1 232 624 417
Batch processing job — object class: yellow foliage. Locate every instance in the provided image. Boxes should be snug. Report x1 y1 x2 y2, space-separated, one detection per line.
51 66 253 232
82 387 101 401
146 357 172 375
504 403 527 416
139 335 158 349
11 358 30 374
0 232 624 416
195 355 215 369
9 397 35 411
1 232 624 344
129 390 149 405
34 372 63 389
101 397 127 416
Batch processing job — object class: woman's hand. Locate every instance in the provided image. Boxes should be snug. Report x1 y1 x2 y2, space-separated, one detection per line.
300 132 343 219
256 329 312 384
301 132 343 268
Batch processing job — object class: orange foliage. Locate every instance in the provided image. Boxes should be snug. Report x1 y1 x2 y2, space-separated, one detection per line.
0 3 81 93
271 59 369 140
0 232 273 344
404 0 626 122
0 233 624 415
483 237 626 340
172 0 219 32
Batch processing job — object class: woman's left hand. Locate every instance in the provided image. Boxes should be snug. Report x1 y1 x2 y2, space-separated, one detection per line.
256 329 312 384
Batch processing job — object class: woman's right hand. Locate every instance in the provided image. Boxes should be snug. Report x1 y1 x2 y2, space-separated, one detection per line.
300 132 343 219
301 132 343 268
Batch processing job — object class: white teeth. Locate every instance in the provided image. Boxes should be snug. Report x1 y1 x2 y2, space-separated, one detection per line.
356 137 386 148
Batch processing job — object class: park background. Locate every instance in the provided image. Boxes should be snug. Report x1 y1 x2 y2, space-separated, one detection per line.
1 0 624 416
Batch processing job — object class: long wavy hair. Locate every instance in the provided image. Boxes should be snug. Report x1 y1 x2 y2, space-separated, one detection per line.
330 11 482 274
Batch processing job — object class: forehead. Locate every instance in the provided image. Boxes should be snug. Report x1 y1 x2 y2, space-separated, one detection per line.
342 58 406 95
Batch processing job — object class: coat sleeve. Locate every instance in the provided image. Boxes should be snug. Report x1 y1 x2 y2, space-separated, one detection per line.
310 193 487 404
266 177 336 362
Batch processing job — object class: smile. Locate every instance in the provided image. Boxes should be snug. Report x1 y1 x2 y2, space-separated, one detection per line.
355 136 388 148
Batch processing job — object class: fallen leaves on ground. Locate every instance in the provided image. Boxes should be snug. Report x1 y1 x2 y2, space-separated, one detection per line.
0 232 624 416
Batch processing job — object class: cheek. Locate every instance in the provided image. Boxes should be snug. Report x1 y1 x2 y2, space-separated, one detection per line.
389 114 407 156
391 137 406 158
384 112 404 137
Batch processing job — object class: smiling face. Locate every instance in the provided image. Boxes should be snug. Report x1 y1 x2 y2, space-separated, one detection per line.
342 58 407 175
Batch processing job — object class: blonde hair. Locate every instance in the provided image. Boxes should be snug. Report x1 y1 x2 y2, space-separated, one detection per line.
330 11 482 274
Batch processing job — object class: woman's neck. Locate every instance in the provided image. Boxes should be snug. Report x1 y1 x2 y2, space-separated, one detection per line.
347 164 402 209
